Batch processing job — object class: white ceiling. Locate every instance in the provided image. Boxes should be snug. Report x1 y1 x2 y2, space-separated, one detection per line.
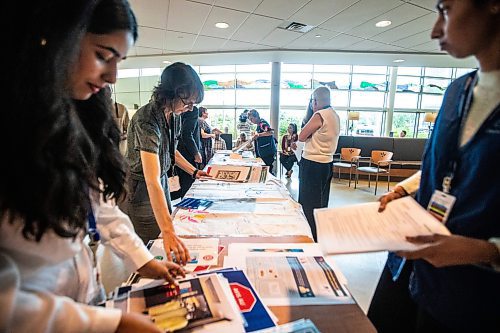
123 0 477 68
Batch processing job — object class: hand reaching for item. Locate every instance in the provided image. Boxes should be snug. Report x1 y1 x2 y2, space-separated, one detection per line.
137 259 186 283
378 186 407 212
162 231 191 265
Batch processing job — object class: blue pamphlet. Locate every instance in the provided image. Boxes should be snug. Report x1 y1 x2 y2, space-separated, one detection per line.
174 197 213 210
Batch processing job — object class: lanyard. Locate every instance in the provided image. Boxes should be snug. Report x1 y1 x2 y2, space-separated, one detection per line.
442 73 479 193
87 208 100 244
166 113 177 174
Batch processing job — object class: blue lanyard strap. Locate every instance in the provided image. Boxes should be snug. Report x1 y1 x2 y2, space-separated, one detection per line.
88 208 100 243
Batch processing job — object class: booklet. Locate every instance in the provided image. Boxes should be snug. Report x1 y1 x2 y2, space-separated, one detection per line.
127 274 244 332
174 198 213 210
197 268 277 332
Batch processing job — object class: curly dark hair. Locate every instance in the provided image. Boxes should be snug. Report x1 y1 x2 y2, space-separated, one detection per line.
0 0 137 241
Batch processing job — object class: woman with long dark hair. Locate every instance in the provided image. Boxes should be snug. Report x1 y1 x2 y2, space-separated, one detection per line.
279 123 299 178
0 1 181 332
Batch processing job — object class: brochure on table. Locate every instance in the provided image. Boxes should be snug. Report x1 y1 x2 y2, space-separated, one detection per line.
125 274 245 333
148 238 219 271
315 196 451 254
224 243 352 306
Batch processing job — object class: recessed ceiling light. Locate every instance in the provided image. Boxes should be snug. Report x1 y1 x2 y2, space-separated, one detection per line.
375 20 392 28
163 60 172 64
315 34 321 38
393 59 405 63
215 22 229 29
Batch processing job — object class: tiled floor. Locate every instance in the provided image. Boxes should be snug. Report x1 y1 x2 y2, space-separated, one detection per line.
280 163 394 313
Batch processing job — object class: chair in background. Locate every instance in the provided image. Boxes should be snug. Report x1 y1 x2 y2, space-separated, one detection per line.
355 150 393 195
332 148 361 186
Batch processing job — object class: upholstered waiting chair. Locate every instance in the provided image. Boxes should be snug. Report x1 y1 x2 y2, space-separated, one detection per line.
332 148 361 186
355 150 393 195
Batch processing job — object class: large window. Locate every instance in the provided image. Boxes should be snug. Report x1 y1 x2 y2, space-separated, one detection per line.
114 63 476 140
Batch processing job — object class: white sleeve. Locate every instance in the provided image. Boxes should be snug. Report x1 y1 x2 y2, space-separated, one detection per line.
94 196 153 272
397 170 421 194
0 253 122 333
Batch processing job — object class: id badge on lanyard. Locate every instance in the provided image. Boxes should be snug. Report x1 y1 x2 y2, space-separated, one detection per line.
427 189 456 224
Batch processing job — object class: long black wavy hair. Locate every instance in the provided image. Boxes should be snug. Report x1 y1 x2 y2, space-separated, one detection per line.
0 0 137 241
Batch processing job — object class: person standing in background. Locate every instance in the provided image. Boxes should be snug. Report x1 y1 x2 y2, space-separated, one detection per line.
213 132 227 152
171 105 202 199
298 87 340 241
248 109 277 175
198 106 221 167
280 123 298 178
237 109 252 139
113 100 130 155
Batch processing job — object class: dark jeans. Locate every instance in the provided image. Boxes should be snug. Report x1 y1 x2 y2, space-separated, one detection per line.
261 154 275 176
298 158 332 241
279 153 297 172
368 261 452 333
127 175 172 244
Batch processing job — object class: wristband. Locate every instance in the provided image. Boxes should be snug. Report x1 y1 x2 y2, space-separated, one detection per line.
192 169 199 179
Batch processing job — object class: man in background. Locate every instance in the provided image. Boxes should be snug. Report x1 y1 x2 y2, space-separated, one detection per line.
298 86 340 241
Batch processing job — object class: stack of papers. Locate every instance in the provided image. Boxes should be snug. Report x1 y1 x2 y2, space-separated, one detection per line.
314 196 451 254
224 243 353 306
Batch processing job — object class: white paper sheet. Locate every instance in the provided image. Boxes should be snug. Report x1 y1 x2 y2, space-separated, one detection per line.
292 141 304 162
224 253 353 306
315 196 451 254
148 238 219 271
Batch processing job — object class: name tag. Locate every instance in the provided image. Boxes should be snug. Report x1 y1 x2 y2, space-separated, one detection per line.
427 190 456 224
168 175 181 192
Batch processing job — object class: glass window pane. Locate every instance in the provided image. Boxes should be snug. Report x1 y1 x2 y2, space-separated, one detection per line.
279 109 307 139
140 68 162 76
313 64 351 73
235 64 270 72
424 67 452 78
331 90 349 108
115 77 139 93
421 94 444 109
236 73 271 89
202 89 236 106
397 67 422 76
392 112 417 137
336 110 348 136
313 73 350 89
115 92 140 109
281 73 312 89
422 77 450 94
139 75 160 92
117 69 140 78
396 76 421 92
140 92 152 107
350 91 386 108
236 89 270 105
281 89 313 106
352 111 384 137
199 65 235 73
205 108 237 137
455 67 475 77
353 65 387 74
352 74 387 91
394 92 419 109
282 64 313 72
200 73 235 89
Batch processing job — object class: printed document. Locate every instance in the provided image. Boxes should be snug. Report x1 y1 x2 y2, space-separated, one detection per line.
315 196 450 254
